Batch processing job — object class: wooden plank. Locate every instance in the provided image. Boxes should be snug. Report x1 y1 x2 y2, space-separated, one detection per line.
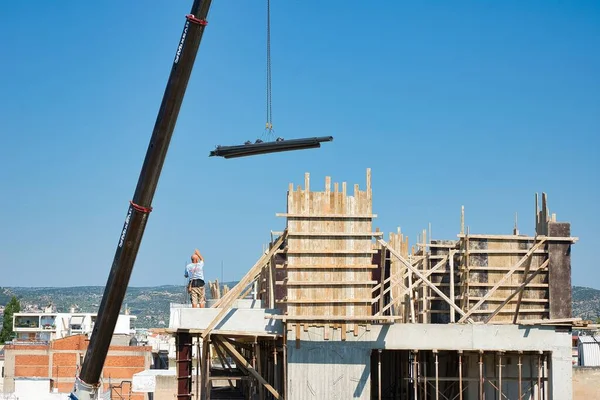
215 337 281 399
277 298 374 304
457 234 578 242
286 232 383 237
278 264 378 269
457 239 547 323
276 213 377 218
277 280 378 286
484 259 550 323
265 315 401 321
457 249 547 254
284 249 379 254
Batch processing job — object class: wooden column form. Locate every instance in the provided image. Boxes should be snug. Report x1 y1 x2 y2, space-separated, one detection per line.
548 222 572 319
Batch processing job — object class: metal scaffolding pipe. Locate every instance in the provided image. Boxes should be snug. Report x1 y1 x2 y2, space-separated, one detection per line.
538 352 542 400
434 350 439 400
459 351 463 400
413 351 418 400
518 352 522 400
498 352 503 400
479 351 484 400
378 350 382 400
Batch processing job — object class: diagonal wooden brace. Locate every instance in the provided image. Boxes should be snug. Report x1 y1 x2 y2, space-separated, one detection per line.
484 259 550 323
203 231 287 337
213 336 281 399
458 239 547 323
378 239 473 323
378 255 448 316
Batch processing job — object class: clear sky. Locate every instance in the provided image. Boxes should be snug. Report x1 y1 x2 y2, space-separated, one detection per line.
1 1 598 289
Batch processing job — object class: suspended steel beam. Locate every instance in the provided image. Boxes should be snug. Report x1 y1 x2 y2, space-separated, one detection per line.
209 136 334 159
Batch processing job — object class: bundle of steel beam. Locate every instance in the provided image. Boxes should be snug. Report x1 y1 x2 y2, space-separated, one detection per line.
209 136 334 158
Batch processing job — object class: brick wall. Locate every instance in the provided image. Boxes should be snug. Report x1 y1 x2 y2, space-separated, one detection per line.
4 334 152 398
14 354 48 377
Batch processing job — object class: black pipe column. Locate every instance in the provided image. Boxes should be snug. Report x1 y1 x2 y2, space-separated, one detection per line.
78 0 212 387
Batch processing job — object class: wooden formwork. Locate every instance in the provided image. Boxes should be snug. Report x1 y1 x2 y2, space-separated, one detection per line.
276 169 378 320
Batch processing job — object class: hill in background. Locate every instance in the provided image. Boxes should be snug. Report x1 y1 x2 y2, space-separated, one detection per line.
1 285 599 329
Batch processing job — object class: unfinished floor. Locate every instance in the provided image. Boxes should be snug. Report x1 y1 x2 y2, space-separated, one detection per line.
168 168 579 400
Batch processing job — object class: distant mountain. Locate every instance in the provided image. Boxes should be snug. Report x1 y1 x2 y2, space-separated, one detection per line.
0 283 238 329
1 285 599 329
572 286 600 320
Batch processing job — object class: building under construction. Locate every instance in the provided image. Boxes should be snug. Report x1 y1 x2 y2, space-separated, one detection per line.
168 168 579 400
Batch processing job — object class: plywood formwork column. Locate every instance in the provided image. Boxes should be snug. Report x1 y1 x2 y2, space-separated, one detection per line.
548 222 572 319
459 235 550 323
279 169 376 321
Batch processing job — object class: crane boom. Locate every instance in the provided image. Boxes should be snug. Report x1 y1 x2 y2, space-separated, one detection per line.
70 1 212 398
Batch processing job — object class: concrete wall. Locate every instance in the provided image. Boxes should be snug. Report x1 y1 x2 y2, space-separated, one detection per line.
287 324 573 400
287 327 371 400
154 374 178 400
573 367 600 400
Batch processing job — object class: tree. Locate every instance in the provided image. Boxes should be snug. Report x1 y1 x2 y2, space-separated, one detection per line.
0 296 21 343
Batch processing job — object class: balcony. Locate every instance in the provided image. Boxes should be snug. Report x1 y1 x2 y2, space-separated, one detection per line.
14 315 40 331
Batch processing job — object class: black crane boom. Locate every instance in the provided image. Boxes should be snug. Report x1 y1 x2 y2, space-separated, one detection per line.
71 0 212 397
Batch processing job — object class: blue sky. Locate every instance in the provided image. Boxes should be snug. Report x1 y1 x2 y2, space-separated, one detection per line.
0 1 598 289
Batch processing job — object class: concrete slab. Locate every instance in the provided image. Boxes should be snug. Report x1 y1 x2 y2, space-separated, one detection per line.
169 306 283 335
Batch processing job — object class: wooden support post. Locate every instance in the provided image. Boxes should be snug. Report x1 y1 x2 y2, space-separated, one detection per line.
458 351 463 400
518 352 523 400
273 346 279 397
498 352 503 400
435 350 439 400
378 349 382 400
538 352 542 400
413 351 418 400
379 245 385 316
449 250 456 323
458 239 547 323
479 351 484 400
196 336 200 400
214 337 281 399
407 254 416 323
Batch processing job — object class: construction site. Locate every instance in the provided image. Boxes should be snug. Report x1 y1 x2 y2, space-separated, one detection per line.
3 0 589 399
166 168 580 400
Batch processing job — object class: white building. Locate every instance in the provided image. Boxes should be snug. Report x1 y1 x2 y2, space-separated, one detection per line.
12 312 136 342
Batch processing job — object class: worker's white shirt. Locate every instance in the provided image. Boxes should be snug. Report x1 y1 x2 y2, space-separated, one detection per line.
185 261 205 281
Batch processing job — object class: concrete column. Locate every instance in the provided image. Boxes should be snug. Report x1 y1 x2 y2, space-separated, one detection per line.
550 334 573 400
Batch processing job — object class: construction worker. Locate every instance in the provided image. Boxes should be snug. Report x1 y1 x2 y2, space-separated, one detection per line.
185 249 206 308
